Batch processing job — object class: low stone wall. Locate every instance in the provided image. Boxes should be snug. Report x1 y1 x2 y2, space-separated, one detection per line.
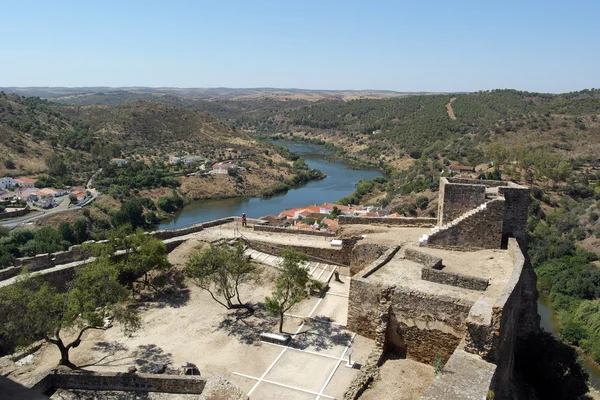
359 246 400 278
32 369 206 395
0 208 28 220
150 217 233 240
421 268 489 291
253 225 335 237
339 215 436 227
244 239 351 266
421 349 497 400
404 248 442 269
0 218 235 283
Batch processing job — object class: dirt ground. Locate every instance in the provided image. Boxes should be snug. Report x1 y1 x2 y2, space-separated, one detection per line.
359 355 435 400
3 240 373 399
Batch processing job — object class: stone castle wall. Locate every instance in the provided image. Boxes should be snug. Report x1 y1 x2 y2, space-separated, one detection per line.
437 178 486 226
499 187 530 243
347 276 473 365
428 199 505 250
339 215 436 227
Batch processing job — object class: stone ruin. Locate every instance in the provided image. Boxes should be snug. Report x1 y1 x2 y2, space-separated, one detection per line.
345 177 537 400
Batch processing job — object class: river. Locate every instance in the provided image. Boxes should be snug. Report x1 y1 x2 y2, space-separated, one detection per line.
158 141 382 230
538 294 600 389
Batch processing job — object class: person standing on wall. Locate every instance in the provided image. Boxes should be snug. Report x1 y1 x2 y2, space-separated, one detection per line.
241 213 247 227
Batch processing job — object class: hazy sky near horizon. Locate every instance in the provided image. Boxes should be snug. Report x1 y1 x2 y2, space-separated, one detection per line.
1 0 598 93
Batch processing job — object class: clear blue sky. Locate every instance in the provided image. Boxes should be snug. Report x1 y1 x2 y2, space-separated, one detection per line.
1 0 598 93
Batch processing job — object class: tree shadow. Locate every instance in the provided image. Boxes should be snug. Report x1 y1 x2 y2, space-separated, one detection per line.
92 341 129 354
139 287 191 309
292 318 352 351
78 341 132 368
214 302 277 345
133 344 174 374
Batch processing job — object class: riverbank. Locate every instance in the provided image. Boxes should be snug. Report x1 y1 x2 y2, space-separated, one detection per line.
265 134 382 171
159 141 382 230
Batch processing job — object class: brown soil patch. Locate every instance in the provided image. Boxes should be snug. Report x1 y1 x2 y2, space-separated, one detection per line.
446 97 457 120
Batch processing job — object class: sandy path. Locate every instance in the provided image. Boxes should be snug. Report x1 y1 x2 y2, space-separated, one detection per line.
446 97 457 120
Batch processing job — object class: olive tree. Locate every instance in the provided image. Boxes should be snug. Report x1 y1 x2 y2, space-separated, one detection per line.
265 248 321 333
185 243 258 310
0 258 140 369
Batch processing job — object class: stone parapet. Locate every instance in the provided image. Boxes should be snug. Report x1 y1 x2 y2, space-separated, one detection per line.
253 225 335 237
404 248 442 269
338 215 436 227
421 268 489 291
31 369 207 395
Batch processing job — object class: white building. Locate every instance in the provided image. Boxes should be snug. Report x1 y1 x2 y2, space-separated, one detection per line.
0 177 17 190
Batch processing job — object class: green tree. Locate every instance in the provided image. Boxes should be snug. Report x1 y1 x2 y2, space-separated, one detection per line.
0 260 140 369
58 222 75 244
73 219 89 244
185 243 258 310
265 248 319 333
113 200 145 229
45 153 68 177
119 230 171 294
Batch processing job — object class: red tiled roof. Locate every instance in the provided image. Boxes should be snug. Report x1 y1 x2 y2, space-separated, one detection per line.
14 177 37 185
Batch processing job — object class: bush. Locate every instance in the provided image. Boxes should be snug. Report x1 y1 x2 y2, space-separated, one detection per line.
157 196 184 213
415 195 429 210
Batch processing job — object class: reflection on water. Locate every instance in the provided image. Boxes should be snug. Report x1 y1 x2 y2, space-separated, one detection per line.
158 141 382 230
538 293 600 390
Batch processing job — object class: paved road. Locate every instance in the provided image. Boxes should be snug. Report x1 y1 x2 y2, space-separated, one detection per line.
0 168 101 228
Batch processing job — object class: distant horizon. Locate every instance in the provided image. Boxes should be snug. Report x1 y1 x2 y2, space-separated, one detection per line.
0 86 597 96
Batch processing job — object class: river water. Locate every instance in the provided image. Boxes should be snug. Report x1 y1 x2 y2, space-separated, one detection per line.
158 141 382 230
538 294 600 389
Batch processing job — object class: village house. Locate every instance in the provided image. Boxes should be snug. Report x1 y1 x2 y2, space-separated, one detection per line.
169 155 204 164
212 162 238 174
0 177 17 190
13 177 37 188
449 165 476 173
110 158 128 167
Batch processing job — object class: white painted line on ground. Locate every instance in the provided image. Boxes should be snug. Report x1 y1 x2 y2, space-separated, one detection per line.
324 292 349 298
310 263 320 275
308 297 324 318
315 333 356 400
247 296 323 397
260 340 349 361
260 253 270 262
233 372 336 399
316 265 328 281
